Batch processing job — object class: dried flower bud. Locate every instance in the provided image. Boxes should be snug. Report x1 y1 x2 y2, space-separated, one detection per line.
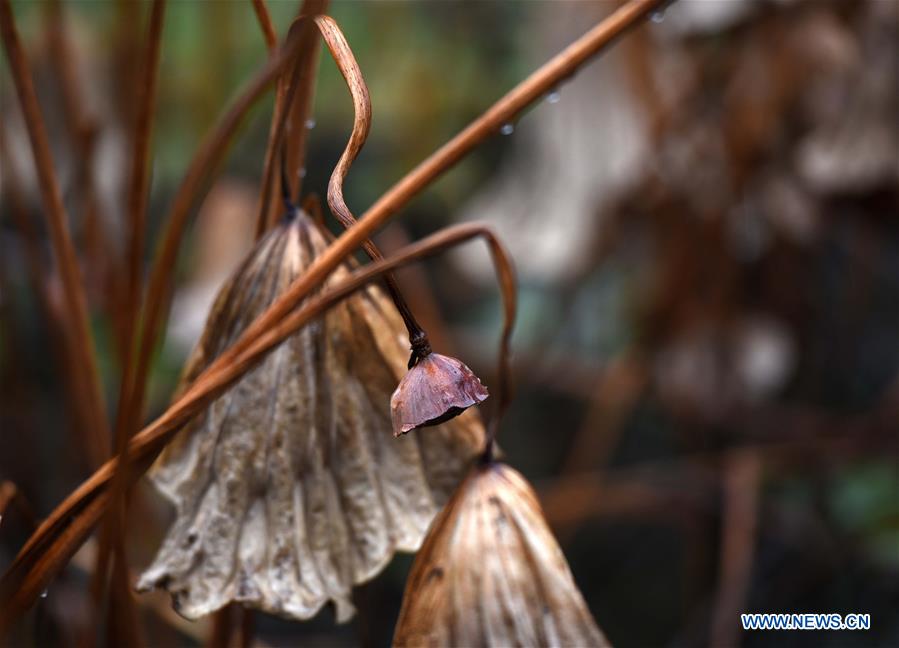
393 461 610 647
138 209 484 622
391 353 489 436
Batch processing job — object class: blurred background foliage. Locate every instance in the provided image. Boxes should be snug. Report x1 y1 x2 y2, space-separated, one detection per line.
1 0 897 646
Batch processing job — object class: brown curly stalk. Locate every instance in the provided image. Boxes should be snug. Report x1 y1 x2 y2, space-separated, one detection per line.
253 0 330 237
317 14 432 366
256 14 432 366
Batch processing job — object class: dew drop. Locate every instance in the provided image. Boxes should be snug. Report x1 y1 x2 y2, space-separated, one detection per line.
298 167 307 179
40 590 48 599
500 123 514 136
305 118 316 130
651 10 665 23
546 89 561 104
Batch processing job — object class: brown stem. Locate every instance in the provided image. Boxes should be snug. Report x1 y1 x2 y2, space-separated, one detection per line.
248 0 279 238
253 18 308 238
254 14 431 361
0 0 110 461
254 0 330 237
107 0 167 502
250 0 277 51
44 0 125 362
91 1 166 644
316 14 429 364
281 0 329 213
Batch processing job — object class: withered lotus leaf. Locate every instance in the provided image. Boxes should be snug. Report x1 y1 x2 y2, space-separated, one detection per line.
393 461 610 647
137 210 484 622
391 352 489 437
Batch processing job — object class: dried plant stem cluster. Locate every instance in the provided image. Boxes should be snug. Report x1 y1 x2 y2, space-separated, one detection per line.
138 211 485 620
0 0 109 463
0 0 668 641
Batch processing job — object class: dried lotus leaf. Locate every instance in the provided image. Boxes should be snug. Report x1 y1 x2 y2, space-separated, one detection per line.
393 462 610 647
138 210 485 622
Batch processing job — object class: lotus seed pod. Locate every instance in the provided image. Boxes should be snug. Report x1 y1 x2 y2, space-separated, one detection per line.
391 352 489 437
394 461 610 647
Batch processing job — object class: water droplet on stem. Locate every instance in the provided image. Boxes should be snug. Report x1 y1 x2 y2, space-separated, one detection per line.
305 118 316 130
500 123 514 136
546 90 561 104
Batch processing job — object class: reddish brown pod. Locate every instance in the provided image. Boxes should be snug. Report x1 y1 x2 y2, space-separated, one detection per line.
391 352 489 436
393 461 610 647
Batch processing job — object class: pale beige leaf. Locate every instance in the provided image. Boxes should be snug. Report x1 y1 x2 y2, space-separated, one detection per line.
393 462 610 647
138 211 484 622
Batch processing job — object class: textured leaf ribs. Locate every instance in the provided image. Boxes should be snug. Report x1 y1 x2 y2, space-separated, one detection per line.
394 462 610 647
138 210 484 621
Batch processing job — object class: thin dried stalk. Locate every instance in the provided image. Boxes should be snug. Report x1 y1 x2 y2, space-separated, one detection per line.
377 224 455 353
254 15 429 356
111 0 141 129
254 0 330 237
250 0 277 51
92 1 166 644
317 14 429 358
0 0 110 463
44 0 124 359
252 18 307 237
42 0 127 466
248 0 284 245
281 0 329 211
0 223 515 630
115 0 168 460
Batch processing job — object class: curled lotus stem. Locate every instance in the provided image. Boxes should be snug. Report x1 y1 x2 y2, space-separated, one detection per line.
260 13 433 366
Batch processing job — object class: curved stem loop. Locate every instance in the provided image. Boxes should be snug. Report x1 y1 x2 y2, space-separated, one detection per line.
259 14 431 365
